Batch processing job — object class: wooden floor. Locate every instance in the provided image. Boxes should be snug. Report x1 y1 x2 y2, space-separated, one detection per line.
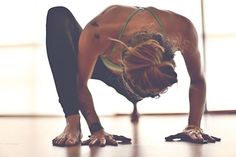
0 114 236 157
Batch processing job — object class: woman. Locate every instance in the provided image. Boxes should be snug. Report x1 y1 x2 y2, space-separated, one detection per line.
46 5 220 147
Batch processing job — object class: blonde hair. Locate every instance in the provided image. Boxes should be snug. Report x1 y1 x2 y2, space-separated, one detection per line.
109 32 177 98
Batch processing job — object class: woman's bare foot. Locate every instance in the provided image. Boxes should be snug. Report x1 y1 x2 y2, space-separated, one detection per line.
52 114 82 147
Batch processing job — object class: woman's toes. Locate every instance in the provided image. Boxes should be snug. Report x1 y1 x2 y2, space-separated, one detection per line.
65 138 78 146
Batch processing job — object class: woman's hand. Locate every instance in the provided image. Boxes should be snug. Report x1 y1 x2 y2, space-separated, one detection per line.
82 130 118 147
165 125 221 144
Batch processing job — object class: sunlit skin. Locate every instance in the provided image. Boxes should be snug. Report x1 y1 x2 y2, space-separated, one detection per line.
52 115 82 146
53 5 219 146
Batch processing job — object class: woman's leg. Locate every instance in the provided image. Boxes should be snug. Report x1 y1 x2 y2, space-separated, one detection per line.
46 6 83 146
46 6 82 117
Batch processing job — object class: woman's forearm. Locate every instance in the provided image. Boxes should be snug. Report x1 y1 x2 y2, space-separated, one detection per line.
78 85 102 130
188 77 206 127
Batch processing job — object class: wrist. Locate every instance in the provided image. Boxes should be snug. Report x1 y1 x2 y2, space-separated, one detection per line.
184 125 203 133
188 118 201 128
89 121 104 134
66 114 80 124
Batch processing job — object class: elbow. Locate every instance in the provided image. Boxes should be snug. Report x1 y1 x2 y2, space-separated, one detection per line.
78 82 87 92
77 78 88 92
190 75 206 89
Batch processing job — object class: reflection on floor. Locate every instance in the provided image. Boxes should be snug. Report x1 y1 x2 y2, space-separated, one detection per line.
0 114 235 157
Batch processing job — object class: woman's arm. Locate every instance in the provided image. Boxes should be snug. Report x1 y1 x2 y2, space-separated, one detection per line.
77 29 101 129
165 15 220 144
183 48 206 127
77 27 118 146
180 19 206 127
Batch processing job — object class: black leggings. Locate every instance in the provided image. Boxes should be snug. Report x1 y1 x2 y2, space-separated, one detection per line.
46 7 139 117
46 6 81 116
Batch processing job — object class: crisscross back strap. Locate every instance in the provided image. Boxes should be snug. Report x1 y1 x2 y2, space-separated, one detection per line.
101 6 164 73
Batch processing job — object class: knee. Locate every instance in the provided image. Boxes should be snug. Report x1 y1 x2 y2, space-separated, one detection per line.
46 6 72 24
47 6 71 16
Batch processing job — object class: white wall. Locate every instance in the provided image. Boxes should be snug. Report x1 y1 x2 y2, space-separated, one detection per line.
204 0 236 110
0 0 209 116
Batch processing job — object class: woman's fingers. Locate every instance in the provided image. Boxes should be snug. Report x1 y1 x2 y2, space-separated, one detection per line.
83 134 118 146
106 135 118 146
211 136 221 142
165 132 207 144
99 138 106 147
89 138 99 146
166 127 221 144
202 133 222 143
187 131 206 143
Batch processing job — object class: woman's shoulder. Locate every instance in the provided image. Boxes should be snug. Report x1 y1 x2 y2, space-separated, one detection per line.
93 5 135 18
147 6 192 24
103 5 136 11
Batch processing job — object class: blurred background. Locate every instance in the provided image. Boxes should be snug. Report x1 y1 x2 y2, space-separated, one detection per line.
0 0 235 116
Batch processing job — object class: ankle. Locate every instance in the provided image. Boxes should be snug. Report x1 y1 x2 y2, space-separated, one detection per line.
66 114 80 125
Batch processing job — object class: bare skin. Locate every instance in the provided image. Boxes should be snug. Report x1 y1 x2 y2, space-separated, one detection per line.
77 5 219 144
51 5 219 146
82 129 118 146
52 114 82 146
